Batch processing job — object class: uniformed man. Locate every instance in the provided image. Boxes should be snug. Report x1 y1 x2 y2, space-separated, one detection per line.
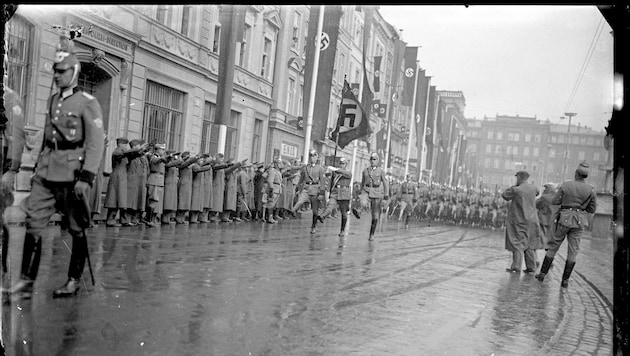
319 157 357 237
536 162 597 288
10 40 105 298
252 163 266 221
198 154 214 223
175 151 196 224
161 150 182 224
360 152 390 241
222 158 247 222
124 139 149 226
396 174 418 228
289 149 326 234
145 143 167 227
190 154 212 223
236 163 252 221
265 157 283 224
104 137 143 227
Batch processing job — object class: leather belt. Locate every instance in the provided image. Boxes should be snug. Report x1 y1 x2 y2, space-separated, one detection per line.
561 206 584 211
45 140 82 150
365 184 380 187
336 185 349 188
273 182 281 185
306 182 319 185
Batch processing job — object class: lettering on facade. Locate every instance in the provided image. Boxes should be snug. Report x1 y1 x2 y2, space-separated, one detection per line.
281 142 298 158
84 26 130 53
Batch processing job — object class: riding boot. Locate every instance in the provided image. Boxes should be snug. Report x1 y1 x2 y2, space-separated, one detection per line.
11 232 43 296
106 209 121 227
273 208 280 221
369 219 378 241
189 211 199 224
311 215 318 234
53 230 87 298
404 215 410 228
339 216 348 237
560 261 576 288
535 255 554 281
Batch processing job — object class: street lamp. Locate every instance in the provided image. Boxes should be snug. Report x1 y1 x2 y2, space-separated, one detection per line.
561 112 577 181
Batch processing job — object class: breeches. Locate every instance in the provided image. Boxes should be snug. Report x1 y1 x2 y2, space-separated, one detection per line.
294 190 321 215
359 192 382 219
25 175 89 234
546 224 583 262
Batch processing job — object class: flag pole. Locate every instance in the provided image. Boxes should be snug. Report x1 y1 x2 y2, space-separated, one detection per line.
405 61 420 177
303 5 325 164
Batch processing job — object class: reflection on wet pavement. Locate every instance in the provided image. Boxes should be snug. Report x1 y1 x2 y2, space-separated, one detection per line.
1 217 612 355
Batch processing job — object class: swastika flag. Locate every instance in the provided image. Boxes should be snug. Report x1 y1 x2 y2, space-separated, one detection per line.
329 80 371 149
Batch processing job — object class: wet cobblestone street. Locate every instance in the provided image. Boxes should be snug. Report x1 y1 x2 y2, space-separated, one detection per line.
1 214 613 355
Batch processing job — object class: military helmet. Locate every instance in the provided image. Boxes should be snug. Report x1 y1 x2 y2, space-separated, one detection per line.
53 37 81 83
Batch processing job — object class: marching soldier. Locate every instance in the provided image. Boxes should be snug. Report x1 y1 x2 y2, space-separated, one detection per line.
161 150 182 224
289 149 326 234
397 173 417 229
536 162 597 287
10 40 105 298
360 152 390 241
175 152 196 224
145 143 167 227
319 157 359 237
190 154 212 223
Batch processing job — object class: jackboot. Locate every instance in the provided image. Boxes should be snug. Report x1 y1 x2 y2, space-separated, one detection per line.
560 261 576 288
52 278 81 298
404 215 410 229
535 255 554 282
352 208 361 219
339 216 348 237
67 230 88 282
369 219 378 241
311 215 318 234
10 232 42 297
266 208 277 224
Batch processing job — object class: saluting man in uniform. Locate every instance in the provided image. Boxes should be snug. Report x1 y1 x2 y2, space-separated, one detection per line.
145 143 167 226
397 174 418 229
10 39 105 298
265 157 283 224
290 149 326 234
319 157 359 237
536 162 597 288
360 152 389 241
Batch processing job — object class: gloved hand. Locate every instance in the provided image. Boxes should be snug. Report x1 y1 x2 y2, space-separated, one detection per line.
74 180 91 200
1 171 17 188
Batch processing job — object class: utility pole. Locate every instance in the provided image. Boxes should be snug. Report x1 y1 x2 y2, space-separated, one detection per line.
303 5 325 164
561 112 577 181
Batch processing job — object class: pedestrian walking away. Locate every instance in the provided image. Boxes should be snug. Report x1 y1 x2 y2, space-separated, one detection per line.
501 171 543 273
9 37 105 299
360 152 389 241
536 162 597 288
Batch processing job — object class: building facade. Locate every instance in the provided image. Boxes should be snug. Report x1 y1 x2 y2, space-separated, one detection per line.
464 114 608 192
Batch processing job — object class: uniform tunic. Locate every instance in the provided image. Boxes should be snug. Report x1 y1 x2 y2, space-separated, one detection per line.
397 181 417 215
237 169 250 212
265 167 283 208
163 157 182 211
359 166 389 218
146 155 166 214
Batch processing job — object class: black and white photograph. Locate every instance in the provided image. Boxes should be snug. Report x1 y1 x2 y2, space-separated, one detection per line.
1 4 626 355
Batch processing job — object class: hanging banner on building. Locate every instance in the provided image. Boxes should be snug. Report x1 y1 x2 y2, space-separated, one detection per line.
329 80 371 149
360 6 375 146
351 83 360 97
402 46 418 106
415 69 431 166
303 5 343 143
373 56 382 93
372 100 381 114
425 85 436 170
378 103 387 118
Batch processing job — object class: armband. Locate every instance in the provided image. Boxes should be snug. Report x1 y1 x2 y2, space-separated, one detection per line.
76 170 96 186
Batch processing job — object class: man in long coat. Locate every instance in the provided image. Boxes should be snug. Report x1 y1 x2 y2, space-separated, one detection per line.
501 171 542 273
236 164 251 221
536 183 558 244
190 154 213 223
124 139 149 226
222 158 246 222
199 154 214 223
161 151 182 224
145 143 167 227
176 152 197 224
104 138 141 227
252 164 266 221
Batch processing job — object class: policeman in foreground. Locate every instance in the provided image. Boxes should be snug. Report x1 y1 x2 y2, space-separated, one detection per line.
10 38 105 298
535 162 597 288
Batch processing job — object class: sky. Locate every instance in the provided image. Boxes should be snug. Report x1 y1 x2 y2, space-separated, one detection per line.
378 5 614 132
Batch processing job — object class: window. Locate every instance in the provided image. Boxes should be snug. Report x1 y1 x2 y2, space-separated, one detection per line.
533 164 537 172
513 147 518 155
6 14 32 125
143 81 184 150
286 78 295 114
548 163 554 173
507 133 514 141
261 37 272 78
485 145 492 154
496 132 503 140
534 134 541 143
213 25 221 53
494 159 499 169
504 160 510 169
506 146 512 155
225 110 241 159
558 135 565 144
578 151 585 160
580 137 586 145
157 5 169 24
339 53 346 82
251 119 262 162
469 143 476 153
181 5 192 36
292 11 301 51
594 152 600 161
298 84 304 115
514 133 520 142
572 136 579 144
487 131 494 140
200 102 217 154
484 158 490 168
523 147 529 156
587 137 594 146
549 149 555 158
238 24 251 68
551 135 557 143
525 134 531 142
533 147 539 157
495 145 501 154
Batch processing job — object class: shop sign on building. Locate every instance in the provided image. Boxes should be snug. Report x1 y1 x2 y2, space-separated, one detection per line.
281 142 298 158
